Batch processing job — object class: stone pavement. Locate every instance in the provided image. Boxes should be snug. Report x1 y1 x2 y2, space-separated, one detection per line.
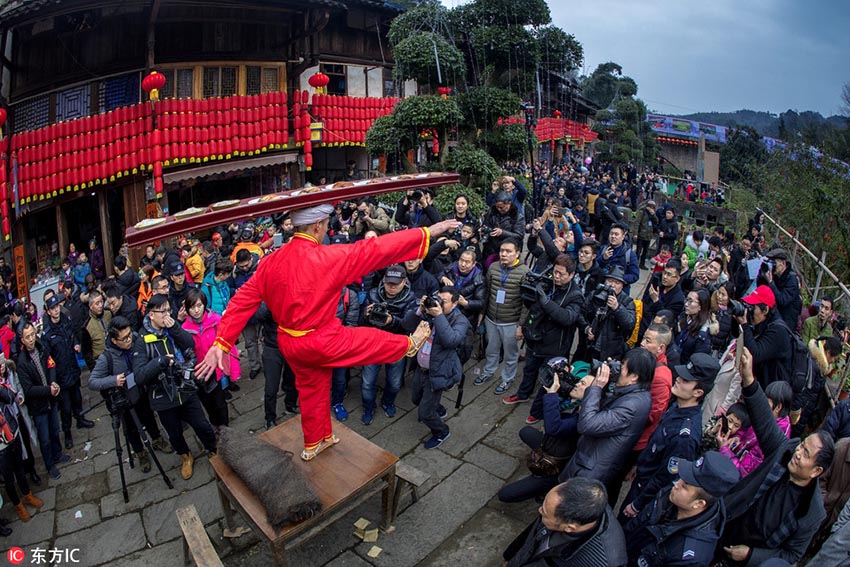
4 268 653 567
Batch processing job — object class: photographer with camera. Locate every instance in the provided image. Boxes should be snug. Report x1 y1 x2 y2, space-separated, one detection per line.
499 360 592 503
582 266 636 364
89 316 168 473
394 189 442 229
559 348 654 505
133 294 216 480
759 248 802 332
641 259 685 337
503 254 583 405
411 287 469 449
349 197 390 239
360 265 420 425
736 285 793 387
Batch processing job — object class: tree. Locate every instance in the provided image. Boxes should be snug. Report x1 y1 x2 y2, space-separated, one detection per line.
581 62 626 109
392 32 466 89
719 126 768 192
586 63 655 169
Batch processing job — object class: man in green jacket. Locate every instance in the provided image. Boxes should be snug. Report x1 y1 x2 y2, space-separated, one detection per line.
474 237 529 395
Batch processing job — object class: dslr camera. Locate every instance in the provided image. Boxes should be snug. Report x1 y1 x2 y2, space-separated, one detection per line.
423 293 443 310
103 385 136 413
729 299 749 319
539 357 582 398
592 283 616 309
591 358 622 379
165 361 207 394
520 270 554 303
368 302 391 327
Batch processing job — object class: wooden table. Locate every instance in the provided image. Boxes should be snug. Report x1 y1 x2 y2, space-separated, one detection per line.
210 417 398 567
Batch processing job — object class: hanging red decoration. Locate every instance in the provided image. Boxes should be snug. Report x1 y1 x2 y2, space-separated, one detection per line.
308 72 330 95
141 71 166 102
437 87 451 100
553 110 562 118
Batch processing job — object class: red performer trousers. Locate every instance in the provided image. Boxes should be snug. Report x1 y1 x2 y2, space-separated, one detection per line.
278 322 409 448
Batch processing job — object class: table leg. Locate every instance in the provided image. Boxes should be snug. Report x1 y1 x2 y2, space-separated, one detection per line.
217 482 236 531
380 469 396 532
270 538 288 567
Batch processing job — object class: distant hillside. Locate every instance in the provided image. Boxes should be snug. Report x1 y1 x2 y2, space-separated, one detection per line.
672 109 847 139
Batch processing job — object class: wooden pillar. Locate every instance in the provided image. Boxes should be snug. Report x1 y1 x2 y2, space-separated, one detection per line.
98 190 114 277
123 178 147 267
55 204 68 265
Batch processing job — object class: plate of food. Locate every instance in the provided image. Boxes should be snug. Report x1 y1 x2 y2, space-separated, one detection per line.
134 217 166 230
302 186 322 193
210 199 241 210
331 181 354 189
248 194 284 205
174 206 206 219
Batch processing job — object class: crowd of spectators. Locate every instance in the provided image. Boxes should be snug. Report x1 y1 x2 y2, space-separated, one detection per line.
0 154 847 566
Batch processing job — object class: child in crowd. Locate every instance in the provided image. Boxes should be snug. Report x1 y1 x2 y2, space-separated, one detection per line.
717 381 793 477
649 243 672 274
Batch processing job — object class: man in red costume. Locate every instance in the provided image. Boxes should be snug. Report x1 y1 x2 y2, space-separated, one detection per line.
196 203 459 460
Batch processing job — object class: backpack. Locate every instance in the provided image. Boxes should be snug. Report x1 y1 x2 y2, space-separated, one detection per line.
787 332 815 396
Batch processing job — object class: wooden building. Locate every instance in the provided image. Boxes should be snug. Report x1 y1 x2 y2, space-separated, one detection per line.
0 0 403 295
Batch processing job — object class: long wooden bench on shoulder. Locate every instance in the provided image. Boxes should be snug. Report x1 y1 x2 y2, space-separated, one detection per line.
176 504 224 567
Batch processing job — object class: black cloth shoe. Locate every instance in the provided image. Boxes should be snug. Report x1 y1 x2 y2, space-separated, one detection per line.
223 390 233 400
64 432 73 449
76 417 95 429
228 383 240 392
29 472 41 486
285 404 300 415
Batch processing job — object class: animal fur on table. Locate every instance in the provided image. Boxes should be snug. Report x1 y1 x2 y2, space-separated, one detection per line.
217 426 322 526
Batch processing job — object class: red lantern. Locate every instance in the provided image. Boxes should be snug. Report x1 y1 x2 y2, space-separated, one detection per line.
0 107 7 136
553 110 562 119
308 72 330 95
142 71 167 102
437 86 451 100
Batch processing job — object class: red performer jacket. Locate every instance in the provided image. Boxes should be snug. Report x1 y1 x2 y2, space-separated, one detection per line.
214 227 430 351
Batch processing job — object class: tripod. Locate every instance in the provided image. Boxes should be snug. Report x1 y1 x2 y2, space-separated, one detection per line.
111 405 173 503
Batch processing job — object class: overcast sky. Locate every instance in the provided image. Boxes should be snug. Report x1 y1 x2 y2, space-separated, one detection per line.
440 0 850 117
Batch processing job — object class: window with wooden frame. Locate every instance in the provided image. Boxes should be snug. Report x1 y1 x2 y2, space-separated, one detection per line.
202 66 238 98
321 63 347 96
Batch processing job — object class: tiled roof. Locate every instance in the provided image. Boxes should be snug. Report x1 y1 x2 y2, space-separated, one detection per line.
0 0 403 27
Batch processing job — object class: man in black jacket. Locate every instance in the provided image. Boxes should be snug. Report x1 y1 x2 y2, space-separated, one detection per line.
656 206 680 255
718 347 834 566
504 254 583 405
132 294 216 481
16 322 69 479
480 192 525 264
582 266 636 363
624 451 740 567
738 285 792 387
42 295 93 449
640 259 686 336
762 248 802 333
105 286 141 331
411 287 469 449
404 257 439 298
257 302 299 430
113 255 140 302
360 265 419 425
503 478 627 567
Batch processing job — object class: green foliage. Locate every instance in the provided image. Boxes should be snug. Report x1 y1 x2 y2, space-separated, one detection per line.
534 26 583 72
447 143 501 188
387 2 450 47
482 123 536 162
588 63 653 168
719 126 768 191
581 62 625 109
457 0 551 28
393 95 462 131
365 114 414 156
432 184 488 218
393 32 466 86
455 87 521 130
761 145 850 283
